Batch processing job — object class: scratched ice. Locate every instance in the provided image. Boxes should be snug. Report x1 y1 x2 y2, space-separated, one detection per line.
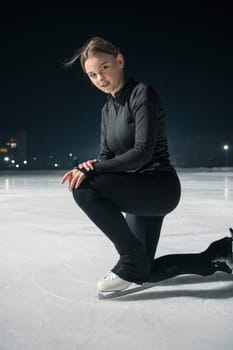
0 169 233 350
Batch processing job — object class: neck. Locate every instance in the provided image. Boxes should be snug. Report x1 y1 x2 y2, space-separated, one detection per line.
111 76 126 97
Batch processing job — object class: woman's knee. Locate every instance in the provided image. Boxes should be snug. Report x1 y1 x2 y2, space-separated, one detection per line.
87 173 121 196
72 174 119 207
72 187 92 206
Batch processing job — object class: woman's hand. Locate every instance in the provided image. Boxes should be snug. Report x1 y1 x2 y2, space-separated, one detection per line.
77 159 99 171
60 159 99 191
60 168 86 191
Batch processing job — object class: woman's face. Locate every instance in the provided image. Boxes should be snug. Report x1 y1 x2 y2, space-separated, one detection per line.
84 52 125 96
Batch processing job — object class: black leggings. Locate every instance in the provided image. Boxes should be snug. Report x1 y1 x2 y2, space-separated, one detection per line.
72 170 220 284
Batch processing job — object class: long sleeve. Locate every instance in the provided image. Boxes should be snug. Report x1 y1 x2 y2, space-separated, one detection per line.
78 85 160 179
97 109 115 161
75 107 114 178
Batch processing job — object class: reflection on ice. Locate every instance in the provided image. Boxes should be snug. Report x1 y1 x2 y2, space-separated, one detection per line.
224 177 229 200
5 177 9 190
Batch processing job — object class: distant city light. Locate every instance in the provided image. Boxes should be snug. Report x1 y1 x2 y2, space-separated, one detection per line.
223 144 229 167
4 156 9 162
6 141 17 148
69 153 73 157
16 164 19 168
33 156 37 161
11 160 15 164
23 160 27 164
54 163 59 167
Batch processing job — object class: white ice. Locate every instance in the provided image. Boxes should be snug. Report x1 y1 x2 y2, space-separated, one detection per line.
0 169 233 350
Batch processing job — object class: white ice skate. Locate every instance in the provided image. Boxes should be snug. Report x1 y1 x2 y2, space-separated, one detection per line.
225 227 233 270
97 271 132 292
212 227 233 272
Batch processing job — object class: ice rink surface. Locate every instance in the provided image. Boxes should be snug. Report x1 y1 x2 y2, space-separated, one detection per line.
0 169 233 350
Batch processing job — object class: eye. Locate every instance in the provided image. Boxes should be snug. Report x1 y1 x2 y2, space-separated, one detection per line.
89 73 96 78
101 65 108 71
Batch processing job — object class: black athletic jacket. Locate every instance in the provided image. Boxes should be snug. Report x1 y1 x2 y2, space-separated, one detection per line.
76 77 176 179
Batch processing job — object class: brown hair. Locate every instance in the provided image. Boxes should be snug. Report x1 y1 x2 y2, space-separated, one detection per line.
63 36 120 73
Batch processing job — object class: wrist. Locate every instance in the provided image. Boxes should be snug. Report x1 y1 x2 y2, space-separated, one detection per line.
74 165 97 179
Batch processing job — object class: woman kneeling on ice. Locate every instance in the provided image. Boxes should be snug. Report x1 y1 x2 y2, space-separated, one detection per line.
61 36 233 293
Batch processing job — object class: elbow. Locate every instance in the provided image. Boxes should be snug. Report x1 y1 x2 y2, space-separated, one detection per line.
134 144 153 163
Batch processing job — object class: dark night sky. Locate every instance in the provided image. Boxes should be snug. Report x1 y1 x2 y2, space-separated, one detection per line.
1 3 233 166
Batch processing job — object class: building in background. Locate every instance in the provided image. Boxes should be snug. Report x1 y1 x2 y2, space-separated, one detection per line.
0 130 27 169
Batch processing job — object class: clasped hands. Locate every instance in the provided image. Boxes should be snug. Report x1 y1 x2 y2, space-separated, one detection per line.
60 159 99 191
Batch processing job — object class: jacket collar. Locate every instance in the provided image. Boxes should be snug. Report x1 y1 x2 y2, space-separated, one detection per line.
107 77 139 105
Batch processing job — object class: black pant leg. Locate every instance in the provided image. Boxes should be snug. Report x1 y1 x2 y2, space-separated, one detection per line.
125 214 164 262
149 251 218 283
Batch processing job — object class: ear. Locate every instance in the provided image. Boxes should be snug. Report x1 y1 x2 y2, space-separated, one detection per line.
116 52 125 69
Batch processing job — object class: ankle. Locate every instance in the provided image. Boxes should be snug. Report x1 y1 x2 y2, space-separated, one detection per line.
111 251 151 284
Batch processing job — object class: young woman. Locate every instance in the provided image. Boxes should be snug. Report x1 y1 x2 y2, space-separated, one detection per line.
61 36 233 293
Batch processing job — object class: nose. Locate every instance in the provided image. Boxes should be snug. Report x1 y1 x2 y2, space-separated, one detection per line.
97 73 105 83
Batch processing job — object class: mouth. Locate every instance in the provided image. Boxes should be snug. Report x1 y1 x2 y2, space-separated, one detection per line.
101 82 110 88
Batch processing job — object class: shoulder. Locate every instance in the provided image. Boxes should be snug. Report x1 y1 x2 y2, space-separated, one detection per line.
101 101 110 116
130 80 161 101
129 80 162 106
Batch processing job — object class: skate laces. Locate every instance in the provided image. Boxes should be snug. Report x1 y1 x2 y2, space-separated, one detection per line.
103 271 118 281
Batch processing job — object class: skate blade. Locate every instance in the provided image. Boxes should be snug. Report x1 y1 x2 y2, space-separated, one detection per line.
97 282 157 300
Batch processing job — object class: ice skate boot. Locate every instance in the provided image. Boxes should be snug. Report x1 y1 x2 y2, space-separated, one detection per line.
210 227 233 272
97 271 132 292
